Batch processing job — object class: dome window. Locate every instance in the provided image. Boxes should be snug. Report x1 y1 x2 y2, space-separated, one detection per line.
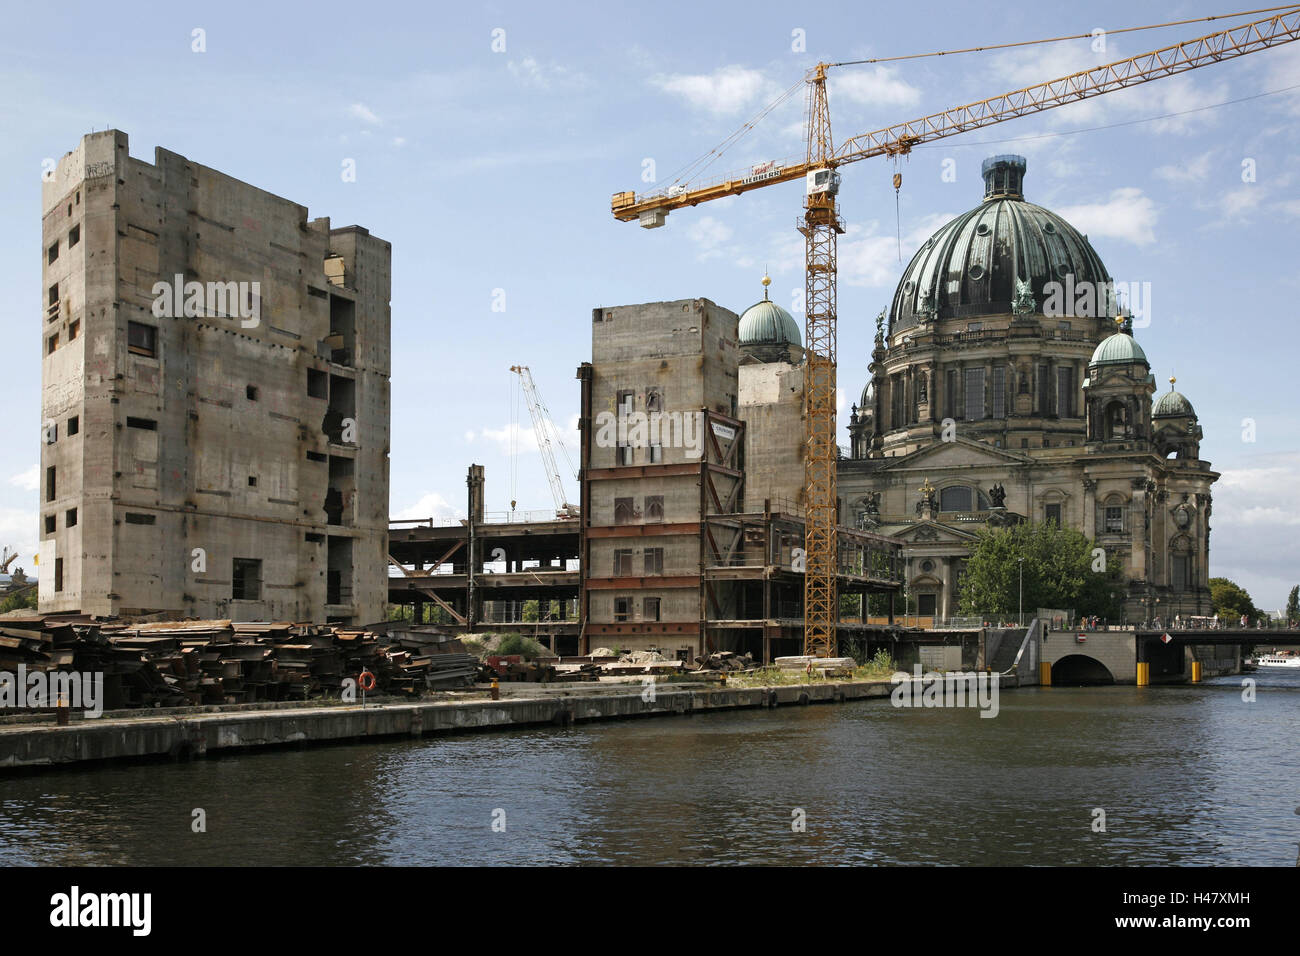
975 222 991 237
1055 264 1070 278
1043 221 1056 234
968 264 985 280
903 281 915 294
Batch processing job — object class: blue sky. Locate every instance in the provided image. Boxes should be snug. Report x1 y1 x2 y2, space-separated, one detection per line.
2 0 1298 609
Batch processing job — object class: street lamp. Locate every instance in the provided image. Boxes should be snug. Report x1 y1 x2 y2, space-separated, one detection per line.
1018 557 1024 628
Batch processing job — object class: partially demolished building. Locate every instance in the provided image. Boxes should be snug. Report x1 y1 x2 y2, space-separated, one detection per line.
39 130 391 622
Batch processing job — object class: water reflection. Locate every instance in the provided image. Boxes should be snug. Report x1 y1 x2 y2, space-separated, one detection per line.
1 676 1295 866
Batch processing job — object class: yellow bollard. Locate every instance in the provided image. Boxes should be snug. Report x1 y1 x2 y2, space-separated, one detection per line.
490 678 500 701
1136 662 1149 686
1039 661 1052 686
1191 660 1202 683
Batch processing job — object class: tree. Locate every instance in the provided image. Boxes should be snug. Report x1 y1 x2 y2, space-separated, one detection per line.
1209 577 1260 623
1286 585 1299 624
0 588 37 614
957 522 1125 621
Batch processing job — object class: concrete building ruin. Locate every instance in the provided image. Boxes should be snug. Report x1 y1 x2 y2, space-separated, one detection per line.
39 130 391 622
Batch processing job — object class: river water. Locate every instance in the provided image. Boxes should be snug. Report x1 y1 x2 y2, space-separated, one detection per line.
1 672 1296 866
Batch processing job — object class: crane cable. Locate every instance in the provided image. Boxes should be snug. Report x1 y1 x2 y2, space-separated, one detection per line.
509 369 519 512
656 77 804 192
648 4 1300 199
831 4 1300 66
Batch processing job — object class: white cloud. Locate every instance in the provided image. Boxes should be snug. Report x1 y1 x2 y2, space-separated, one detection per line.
989 42 1229 134
348 103 381 125
686 215 733 258
839 212 955 288
650 65 778 116
477 422 537 453
9 466 38 492
0 506 38 574
1262 43 1300 115
1216 186 1264 220
392 136 406 147
1155 151 1214 185
830 66 921 109
1210 452 1300 608
1216 454 1300 525
507 57 587 91
1056 187 1157 246
391 492 458 523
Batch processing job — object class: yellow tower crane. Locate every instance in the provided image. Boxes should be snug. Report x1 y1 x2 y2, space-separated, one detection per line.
612 7 1300 659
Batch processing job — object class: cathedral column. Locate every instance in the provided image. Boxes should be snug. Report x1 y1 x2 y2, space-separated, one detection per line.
942 557 955 621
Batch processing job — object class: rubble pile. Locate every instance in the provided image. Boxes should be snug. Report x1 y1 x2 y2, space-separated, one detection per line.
0 614 475 711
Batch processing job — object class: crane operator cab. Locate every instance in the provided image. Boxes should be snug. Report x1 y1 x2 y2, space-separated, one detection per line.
806 167 841 196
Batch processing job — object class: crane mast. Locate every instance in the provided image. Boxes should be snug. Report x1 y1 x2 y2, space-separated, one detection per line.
611 7 1300 658
510 365 578 519
800 64 841 660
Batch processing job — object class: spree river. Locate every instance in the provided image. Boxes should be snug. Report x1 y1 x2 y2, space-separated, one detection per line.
1 672 1296 866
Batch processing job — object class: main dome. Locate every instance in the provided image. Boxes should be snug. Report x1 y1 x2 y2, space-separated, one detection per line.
888 156 1113 334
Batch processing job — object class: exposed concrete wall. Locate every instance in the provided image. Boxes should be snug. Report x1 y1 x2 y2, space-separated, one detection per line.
583 299 738 653
39 130 390 623
739 360 804 506
0 679 910 770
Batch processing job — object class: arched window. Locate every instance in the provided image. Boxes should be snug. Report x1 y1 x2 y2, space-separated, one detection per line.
1105 401 1128 439
1100 493 1127 534
940 486 972 512
938 486 992 512
1169 534 1194 591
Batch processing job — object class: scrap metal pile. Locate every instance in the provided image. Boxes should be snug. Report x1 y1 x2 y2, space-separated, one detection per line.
554 648 760 681
0 615 476 711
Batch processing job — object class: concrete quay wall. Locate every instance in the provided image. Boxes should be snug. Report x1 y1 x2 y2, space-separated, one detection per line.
0 677 981 771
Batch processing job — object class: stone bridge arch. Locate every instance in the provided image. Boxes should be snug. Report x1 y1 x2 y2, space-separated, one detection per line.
1050 653 1116 685
1041 631 1136 683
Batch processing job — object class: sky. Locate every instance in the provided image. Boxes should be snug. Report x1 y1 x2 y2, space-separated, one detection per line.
1 0 1297 610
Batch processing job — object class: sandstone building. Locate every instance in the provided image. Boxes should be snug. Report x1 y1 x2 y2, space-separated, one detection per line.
39 130 390 622
840 155 1216 623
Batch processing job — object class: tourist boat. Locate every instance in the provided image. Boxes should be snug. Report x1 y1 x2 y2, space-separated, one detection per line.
1251 651 1300 668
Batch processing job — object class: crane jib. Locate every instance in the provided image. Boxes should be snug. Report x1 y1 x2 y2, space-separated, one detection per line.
611 8 1300 220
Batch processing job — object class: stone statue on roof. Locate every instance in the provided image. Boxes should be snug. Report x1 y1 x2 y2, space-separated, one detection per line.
1012 277 1036 315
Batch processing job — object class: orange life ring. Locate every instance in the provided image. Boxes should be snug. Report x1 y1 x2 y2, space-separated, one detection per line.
358 670 376 692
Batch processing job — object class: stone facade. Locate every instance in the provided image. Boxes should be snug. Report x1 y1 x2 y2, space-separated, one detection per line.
841 156 1217 623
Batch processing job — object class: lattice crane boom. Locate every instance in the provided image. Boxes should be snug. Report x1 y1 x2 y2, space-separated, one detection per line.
613 8 1300 223
611 8 1300 657
510 365 578 518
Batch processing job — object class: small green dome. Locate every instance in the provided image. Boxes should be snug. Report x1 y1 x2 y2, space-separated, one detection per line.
739 299 801 348
1089 331 1148 368
1153 387 1195 418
